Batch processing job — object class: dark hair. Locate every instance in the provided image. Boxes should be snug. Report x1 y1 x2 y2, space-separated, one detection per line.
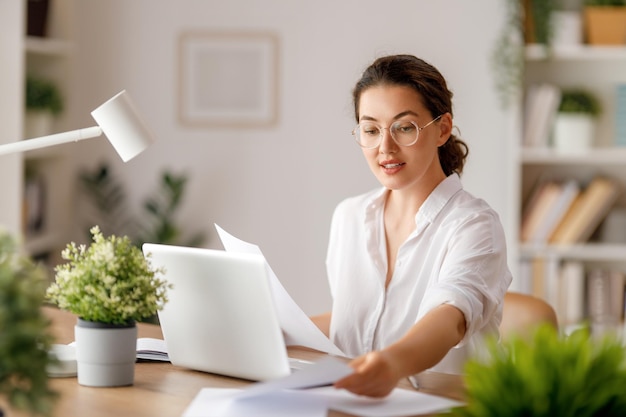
352 54 468 176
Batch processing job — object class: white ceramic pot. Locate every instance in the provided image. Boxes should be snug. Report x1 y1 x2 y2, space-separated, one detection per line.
24 110 54 139
552 113 595 154
74 319 137 387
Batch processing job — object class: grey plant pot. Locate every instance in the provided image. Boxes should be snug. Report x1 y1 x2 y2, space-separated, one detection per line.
74 318 137 387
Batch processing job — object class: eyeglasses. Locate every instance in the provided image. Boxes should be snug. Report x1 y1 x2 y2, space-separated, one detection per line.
352 114 443 149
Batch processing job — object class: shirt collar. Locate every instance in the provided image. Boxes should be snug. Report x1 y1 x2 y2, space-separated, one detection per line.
418 173 463 223
364 173 463 224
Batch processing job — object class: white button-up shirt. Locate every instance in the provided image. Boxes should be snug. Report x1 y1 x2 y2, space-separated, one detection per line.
326 174 512 374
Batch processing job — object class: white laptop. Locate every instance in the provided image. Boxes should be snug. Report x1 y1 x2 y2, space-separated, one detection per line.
142 243 293 381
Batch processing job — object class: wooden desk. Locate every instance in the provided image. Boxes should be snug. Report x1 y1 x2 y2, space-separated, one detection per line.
16 307 464 417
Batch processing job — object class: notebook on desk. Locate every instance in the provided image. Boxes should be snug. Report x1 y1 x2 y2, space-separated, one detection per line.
142 243 302 381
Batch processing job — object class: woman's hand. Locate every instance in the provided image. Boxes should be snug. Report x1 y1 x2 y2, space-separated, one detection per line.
333 350 401 398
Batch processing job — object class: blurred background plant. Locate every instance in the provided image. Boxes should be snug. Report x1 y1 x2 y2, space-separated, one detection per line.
0 229 57 416
78 163 206 248
134 171 206 248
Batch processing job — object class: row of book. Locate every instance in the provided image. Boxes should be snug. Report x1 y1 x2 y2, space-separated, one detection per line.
520 176 620 245
521 259 625 330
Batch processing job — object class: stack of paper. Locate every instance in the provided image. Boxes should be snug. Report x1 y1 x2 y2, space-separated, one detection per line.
182 356 464 417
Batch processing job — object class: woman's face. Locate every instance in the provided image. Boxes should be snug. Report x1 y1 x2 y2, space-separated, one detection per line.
357 85 451 193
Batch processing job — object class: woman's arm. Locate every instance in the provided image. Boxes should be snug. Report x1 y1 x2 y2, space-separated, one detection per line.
310 311 332 337
334 303 466 397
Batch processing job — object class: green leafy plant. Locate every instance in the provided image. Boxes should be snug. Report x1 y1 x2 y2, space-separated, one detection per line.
46 226 171 325
491 0 525 108
78 163 206 248
25 75 63 115
135 171 206 248
0 229 57 416
448 325 626 417
491 0 557 108
78 164 136 239
559 89 602 116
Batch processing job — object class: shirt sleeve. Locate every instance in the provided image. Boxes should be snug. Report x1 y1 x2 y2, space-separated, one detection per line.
417 208 511 348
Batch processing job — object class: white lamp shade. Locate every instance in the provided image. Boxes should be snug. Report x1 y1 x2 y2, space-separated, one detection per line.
91 90 155 162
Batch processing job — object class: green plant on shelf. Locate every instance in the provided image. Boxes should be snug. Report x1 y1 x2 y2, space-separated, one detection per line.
25 75 64 115
558 89 602 116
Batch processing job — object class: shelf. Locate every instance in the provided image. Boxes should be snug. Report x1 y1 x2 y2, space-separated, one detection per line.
25 36 73 57
521 147 626 165
526 44 626 61
520 242 626 262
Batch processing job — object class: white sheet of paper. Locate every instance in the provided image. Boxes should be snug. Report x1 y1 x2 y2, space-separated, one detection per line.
182 388 327 417
237 356 353 400
215 224 344 356
309 385 464 417
183 384 463 417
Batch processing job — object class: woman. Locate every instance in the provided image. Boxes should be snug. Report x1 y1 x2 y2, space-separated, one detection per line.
312 54 512 397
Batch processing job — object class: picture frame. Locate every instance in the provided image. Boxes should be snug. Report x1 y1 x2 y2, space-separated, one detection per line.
178 31 279 128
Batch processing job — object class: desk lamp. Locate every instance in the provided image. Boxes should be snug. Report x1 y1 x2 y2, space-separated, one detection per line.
0 90 154 161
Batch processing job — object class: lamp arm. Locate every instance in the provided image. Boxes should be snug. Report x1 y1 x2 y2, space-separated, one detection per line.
0 126 103 156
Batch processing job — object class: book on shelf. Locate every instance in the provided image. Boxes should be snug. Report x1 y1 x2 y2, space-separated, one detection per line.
522 261 625 331
520 180 561 242
557 260 585 327
615 84 626 147
549 176 620 245
522 83 561 148
587 268 625 334
520 179 580 244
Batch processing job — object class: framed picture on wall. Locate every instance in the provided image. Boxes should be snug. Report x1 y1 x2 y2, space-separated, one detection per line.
178 31 279 128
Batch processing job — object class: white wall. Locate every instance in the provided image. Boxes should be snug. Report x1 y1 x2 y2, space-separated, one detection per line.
70 0 511 314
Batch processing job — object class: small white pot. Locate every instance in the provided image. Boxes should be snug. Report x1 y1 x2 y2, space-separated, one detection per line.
552 113 595 153
74 319 137 387
24 110 54 139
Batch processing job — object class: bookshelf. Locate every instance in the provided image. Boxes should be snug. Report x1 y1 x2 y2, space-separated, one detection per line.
517 42 626 333
0 0 77 278
23 0 76 275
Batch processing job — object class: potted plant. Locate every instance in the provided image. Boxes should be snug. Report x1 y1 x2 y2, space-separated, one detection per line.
0 229 57 416
448 325 626 416
25 74 64 139
552 88 601 153
583 0 626 45
46 225 170 387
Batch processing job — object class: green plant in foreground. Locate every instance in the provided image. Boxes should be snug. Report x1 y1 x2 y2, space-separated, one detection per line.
447 325 626 417
46 226 171 325
0 229 57 416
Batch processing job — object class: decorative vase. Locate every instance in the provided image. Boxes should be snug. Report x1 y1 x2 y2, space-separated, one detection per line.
74 319 137 387
552 113 595 154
